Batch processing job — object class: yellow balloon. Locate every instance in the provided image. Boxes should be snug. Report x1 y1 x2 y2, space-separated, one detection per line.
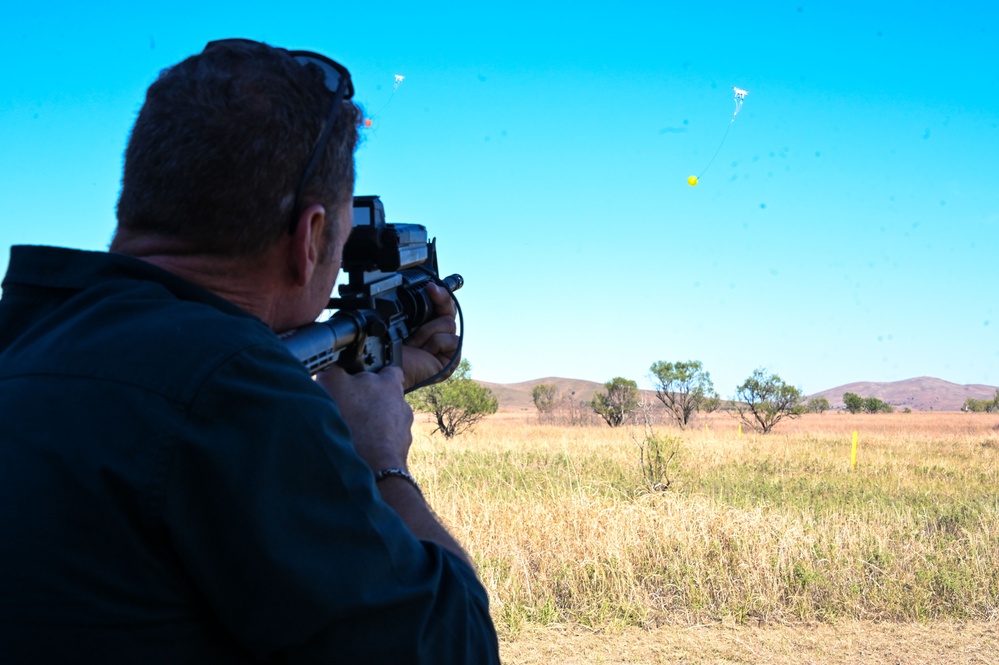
687 175 698 186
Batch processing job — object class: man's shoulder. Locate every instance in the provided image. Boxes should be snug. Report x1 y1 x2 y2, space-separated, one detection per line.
74 272 303 406
0 246 309 405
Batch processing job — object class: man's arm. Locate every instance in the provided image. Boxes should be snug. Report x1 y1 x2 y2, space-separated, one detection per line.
168 343 498 662
315 365 474 566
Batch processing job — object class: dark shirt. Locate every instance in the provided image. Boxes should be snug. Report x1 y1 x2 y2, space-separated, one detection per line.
0 245 499 664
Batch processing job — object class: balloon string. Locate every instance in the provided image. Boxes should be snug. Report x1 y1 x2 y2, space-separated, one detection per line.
698 120 733 179
369 90 398 119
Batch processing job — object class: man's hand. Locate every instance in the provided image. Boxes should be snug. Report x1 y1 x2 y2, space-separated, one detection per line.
315 365 413 472
402 282 460 390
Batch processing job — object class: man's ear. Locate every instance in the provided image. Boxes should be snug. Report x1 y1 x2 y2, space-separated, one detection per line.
289 204 327 287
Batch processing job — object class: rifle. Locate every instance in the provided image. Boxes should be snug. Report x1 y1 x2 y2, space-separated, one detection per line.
280 195 463 392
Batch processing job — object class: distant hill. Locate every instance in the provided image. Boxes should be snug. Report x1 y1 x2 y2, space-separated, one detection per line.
476 376 998 413
806 377 998 412
477 377 608 412
476 377 692 413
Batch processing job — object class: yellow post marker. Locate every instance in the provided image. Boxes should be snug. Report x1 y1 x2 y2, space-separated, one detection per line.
738 424 742 438
851 431 858 469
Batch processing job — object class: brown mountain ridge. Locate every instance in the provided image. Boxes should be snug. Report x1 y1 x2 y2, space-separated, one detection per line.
476 376 998 413
805 376 997 412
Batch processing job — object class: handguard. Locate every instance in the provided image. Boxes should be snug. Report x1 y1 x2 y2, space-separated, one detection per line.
280 196 463 389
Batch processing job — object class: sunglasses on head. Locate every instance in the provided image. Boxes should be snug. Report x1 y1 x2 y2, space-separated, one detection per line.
205 39 355 233
288 49 354 233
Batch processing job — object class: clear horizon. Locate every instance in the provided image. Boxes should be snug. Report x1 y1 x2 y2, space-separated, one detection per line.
2 2 996 395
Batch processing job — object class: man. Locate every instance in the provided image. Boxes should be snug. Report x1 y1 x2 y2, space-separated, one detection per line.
0 39 500 663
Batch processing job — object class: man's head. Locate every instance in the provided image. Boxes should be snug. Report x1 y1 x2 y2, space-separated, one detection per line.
113 39 362 259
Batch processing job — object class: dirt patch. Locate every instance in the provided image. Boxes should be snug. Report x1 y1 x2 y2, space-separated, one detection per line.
499 621 998 664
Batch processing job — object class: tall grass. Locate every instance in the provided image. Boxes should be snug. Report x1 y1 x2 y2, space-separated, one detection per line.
408 412 999 632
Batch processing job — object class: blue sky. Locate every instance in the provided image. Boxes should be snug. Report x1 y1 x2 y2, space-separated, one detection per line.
2 2 996 395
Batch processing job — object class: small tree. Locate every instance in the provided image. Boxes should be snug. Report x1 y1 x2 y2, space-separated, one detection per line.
963 392 999 413
862 396 894 414
701 394 722 413
734 369 804 434
531 383 560 424
843 392 864 414
845 392 895 414
530 384 596 426
649 360 717 428
532 384 560 413
805 397 831 414
406 359 498 438
590 377 640 427
634 427 681 492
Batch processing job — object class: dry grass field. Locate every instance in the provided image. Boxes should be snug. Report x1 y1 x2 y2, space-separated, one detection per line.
409 411 999 663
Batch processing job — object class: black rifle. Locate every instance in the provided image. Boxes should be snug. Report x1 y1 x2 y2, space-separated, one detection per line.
280 195 463 391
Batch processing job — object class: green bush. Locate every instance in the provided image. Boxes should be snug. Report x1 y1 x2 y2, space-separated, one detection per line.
406 359 498 438
590 377 640 427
